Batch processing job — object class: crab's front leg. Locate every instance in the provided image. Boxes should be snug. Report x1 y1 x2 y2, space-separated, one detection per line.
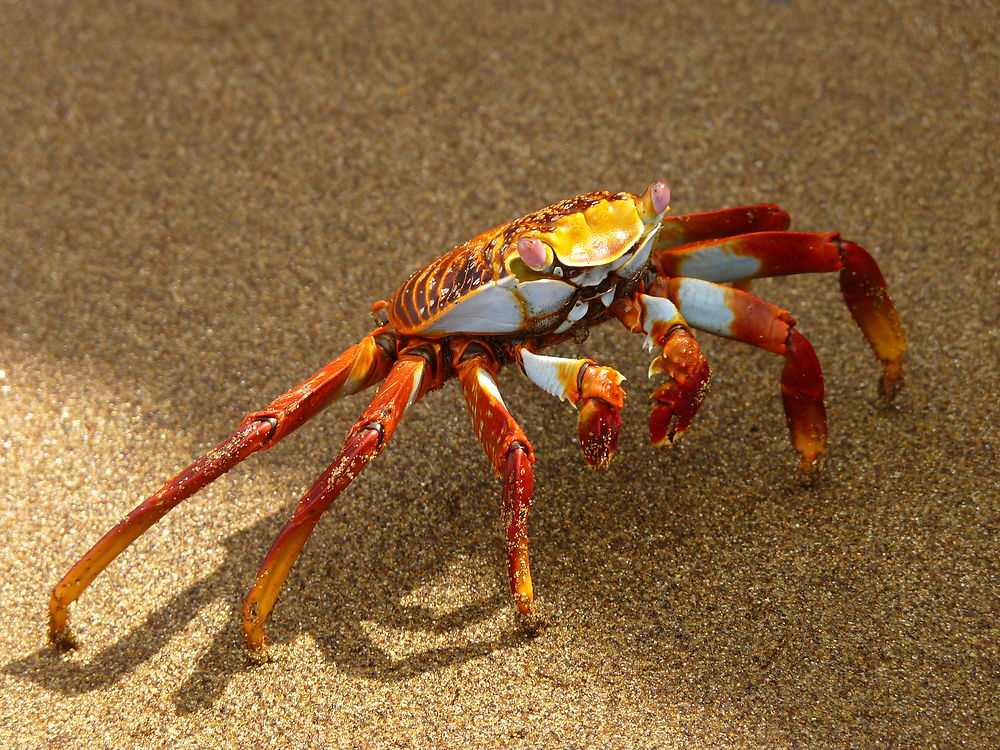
610 293 712 446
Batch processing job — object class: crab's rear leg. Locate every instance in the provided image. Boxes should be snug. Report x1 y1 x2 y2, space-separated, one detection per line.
516 348 626 470
242 348 444 651
453 343 539 627
48 329 395 648
654 232 906 403
654 276 827 480
610 293 712 447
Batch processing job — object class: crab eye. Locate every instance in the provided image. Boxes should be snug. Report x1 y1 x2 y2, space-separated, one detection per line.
516 237 553 270
638 180 671 222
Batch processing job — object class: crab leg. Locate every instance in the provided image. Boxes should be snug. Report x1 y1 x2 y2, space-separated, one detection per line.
48 330 395 648
516 348 626 470
610 293 712 447
453 346 538 624
655 204 792 250
653 232 906 402
242 352 434 651
654 276 827 479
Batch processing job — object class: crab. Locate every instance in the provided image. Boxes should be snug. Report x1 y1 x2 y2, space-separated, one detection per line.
48 181 906 651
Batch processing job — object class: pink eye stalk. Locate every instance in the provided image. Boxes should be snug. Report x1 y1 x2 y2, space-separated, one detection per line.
650 181 671 214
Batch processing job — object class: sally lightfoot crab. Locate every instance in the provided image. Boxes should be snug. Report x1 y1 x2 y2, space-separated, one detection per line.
48 181 906 651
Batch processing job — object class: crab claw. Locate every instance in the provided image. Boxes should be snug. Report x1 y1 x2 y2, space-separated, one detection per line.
648 329 711 447
578 397 623 469
576 364 626 470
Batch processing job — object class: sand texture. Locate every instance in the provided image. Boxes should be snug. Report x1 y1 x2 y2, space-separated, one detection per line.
2 1 997 747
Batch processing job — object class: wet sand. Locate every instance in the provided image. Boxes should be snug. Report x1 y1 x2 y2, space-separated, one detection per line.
2 1 997 747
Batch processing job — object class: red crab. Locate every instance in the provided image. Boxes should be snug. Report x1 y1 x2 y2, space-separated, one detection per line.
49 181 906 651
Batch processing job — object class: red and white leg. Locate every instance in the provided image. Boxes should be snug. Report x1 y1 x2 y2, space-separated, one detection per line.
655 204 792 250
652 276 827 479
653 232 906 402
453 343 538 626
610 293 712 447
48 329 396 648
515 347 626 470
241 347 444 650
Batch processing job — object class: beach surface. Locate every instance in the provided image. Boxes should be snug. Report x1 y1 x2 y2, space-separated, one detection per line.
2 2 997 747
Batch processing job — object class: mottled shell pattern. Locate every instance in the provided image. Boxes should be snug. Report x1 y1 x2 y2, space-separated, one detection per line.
388 185 667 337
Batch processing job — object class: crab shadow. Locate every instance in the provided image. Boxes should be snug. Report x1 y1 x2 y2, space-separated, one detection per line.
4 493 528 714
4 363 939 726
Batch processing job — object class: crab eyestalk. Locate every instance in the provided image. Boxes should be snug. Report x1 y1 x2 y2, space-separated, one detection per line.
638 180 671 223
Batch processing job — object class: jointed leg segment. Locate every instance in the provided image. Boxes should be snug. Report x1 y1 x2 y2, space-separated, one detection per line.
48 329 396 647
653 231 906 402
242 350 441 650
656 204 792 249
655 276 827 477
454 345 537 622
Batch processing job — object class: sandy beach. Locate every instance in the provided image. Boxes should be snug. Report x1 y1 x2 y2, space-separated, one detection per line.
2 2 996 747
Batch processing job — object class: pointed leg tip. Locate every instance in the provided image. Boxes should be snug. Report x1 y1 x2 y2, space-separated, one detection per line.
242 614 269 655
877 372 904 409
796 457 822 486
48 626 79 652
47 603 77 650
516 606 545 636
512 588 545 634
247 642 275 664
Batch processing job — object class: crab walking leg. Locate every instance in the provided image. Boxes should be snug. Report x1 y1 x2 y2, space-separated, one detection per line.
655 204 792 251
653 232 906 402
652 205 793 295
243 327 396 444
454 350 538 621
47 331 395 647
242 353 432 650
657 276 827 477
610 293 711 446
517 348 626 470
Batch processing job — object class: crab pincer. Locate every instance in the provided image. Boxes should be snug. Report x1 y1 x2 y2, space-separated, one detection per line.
648 328 712 447
576 364 626 470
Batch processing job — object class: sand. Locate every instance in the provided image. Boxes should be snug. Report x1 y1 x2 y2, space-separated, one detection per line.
2 1 997 747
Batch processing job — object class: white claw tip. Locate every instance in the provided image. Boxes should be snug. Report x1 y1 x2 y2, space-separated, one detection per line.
651 181 671 214
517 237 549 269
